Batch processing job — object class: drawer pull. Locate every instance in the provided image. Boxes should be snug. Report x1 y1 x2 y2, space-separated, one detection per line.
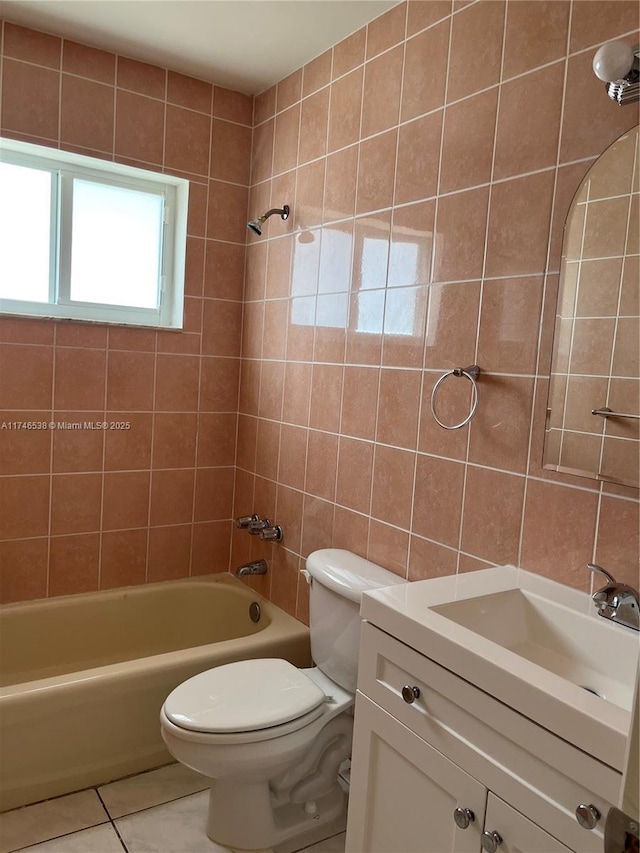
576 803 601 830
401 685 420 703
481 830 503 852
453 807 475 829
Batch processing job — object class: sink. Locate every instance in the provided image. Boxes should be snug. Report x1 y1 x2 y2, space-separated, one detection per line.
433 588 636 711
361 565 639 771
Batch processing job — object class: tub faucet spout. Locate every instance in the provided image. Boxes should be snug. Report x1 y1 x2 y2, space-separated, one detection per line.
235 559 268 578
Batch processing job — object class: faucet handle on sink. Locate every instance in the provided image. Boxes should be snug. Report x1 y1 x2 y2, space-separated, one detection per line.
587 563 617 584
587 563 640 632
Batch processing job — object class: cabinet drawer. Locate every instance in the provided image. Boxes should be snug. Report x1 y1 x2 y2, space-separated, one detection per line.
484 793 573 853
358 621 621 853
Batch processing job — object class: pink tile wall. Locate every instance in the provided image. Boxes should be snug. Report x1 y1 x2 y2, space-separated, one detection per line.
235 0 639 622
0 22 252 602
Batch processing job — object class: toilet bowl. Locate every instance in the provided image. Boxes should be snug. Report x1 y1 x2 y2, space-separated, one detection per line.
160 549 404 851
161 662 353 850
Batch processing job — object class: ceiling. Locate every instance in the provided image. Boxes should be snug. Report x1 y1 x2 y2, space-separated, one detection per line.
0 0 398 94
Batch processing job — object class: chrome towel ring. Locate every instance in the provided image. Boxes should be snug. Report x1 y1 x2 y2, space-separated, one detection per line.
430 365 481 430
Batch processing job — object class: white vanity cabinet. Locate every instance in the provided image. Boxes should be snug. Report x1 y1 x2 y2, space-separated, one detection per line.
347 692 486 852
346 622 622 853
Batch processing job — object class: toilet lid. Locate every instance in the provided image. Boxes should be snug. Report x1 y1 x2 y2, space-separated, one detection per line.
164 659 327 733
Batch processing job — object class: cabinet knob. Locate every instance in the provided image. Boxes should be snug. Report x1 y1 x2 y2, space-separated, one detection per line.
453 807 475 829
401 685 420 703
576 803 601 830
480 830 503 852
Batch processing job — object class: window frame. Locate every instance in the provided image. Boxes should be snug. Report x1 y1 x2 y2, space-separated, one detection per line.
0 137 189 329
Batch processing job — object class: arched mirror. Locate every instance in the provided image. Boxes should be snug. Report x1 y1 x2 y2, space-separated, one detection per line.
543 125 639 488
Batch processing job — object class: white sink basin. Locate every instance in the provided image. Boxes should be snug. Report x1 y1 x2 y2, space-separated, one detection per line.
361 566 639 771
433 587 636 711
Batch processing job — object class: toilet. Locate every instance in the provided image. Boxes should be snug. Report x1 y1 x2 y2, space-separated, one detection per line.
160 549 404 851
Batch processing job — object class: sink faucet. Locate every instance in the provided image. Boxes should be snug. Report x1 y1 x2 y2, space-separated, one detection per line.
588 564 639 631
235 559 268 578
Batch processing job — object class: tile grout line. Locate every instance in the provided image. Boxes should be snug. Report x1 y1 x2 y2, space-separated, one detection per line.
353 18 379 564
187 90 214 579
323 38 359 559
95 788 129 853
96 320 109 591
409 0 452 579
268 64 303 601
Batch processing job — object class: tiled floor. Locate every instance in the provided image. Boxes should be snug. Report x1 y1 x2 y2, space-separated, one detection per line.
0 764 347 853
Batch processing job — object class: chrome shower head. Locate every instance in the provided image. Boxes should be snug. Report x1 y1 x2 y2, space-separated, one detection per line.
246 205 290 236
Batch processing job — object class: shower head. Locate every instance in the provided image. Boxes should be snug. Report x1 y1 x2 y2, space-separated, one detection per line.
247 205 290 236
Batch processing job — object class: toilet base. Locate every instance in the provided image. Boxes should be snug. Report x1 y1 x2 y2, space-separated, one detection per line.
274 807 346 853
207 780 346 851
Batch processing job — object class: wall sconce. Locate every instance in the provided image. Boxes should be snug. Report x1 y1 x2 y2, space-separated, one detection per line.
592 40 639 106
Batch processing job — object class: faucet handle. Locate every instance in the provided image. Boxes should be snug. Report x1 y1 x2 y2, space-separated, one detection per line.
588 564 640 631
587 563 617 585
260 524 283 542
248 516 270 534
235 514 260 530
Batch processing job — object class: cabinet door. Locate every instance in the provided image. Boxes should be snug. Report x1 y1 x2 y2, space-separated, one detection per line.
346 693 487 853
483 793 574 853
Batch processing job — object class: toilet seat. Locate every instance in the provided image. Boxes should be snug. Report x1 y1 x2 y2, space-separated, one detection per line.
161 703 328 746
164 659 328 737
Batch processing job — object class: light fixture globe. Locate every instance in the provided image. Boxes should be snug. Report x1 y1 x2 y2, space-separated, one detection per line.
593 40 635 82
592 40 640 105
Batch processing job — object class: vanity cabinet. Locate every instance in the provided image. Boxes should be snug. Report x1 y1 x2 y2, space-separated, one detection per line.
347 692 486 852
346 622 622 853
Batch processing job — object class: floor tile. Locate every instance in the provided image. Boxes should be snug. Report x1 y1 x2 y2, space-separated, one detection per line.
0 790 107 853
17 823 125 853
99 762 208 819
298 832 346 853
115 792 230 853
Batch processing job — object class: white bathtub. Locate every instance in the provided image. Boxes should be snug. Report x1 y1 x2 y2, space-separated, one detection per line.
0 574 311 811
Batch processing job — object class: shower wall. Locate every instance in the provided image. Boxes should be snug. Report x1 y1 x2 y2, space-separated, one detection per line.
0 22 251 602
234 0 640 622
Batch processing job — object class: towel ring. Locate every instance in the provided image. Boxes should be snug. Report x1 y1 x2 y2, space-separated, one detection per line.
430 365 481 430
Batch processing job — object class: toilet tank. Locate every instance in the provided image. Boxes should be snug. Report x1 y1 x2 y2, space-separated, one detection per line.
305 549 405 693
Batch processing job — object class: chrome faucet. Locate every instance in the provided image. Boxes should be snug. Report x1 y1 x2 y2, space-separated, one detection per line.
234 514 283 542
235 559 268 578
235 514 263 534
588 564 639 631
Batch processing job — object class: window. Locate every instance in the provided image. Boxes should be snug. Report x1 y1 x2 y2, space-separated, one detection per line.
0 138 188 328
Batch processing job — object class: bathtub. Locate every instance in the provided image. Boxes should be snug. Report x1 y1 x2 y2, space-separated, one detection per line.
0 574 311 812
